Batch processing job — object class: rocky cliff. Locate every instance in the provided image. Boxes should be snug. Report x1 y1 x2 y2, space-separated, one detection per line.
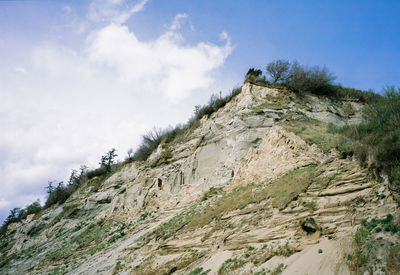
1 83 399 275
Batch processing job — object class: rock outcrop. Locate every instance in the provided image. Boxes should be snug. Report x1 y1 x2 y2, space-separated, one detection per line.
1 83 398 275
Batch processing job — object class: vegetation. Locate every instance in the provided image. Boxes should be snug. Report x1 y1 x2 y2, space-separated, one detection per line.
266 60 290 84
329 86 400 189
2 60 399 275
217 245 291 275
185 166 317 231
1 148 122 235
129 87 242 162
139 166 317 248
271 263 285 275
99 148 118 172
133 250 205 275
246 60 379 103
218 258 246 274
348 214 400 273
0 201 42 235
283 115 352 153
188 267 211 275
45 165 88 208
148 202 204 241
45 219 127 265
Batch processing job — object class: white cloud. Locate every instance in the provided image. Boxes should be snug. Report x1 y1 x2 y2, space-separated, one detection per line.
170 13 188 31
14 67 27 74
87 21 231 99
88 0 149 24
117 0 149 24
0 0 233 221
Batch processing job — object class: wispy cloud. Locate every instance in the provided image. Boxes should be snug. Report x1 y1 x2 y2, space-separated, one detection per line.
88 0 149 24
117 0 149 24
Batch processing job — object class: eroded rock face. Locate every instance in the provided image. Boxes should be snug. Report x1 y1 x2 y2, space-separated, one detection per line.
232 126 323 189
1 83 398 275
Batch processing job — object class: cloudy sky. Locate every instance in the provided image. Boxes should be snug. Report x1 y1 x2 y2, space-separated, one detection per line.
1 0 399 222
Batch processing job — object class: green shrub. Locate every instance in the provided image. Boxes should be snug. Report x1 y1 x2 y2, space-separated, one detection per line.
44 165 89 209
355 227 369 245
330 85 379 103
86 166 107 179
335 86 400 189
284 61 335 95
44 181 71 208
264 60 335 95
250 60 376 102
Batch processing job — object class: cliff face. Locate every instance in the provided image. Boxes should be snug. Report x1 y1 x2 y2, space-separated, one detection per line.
1 83 399 275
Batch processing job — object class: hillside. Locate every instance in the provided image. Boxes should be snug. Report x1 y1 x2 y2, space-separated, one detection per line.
1 82 399 275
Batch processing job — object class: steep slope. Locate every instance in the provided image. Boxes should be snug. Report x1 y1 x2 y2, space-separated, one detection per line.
1 83 399 275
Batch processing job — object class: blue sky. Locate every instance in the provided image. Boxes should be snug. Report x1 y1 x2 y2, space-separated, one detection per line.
0 0 399 222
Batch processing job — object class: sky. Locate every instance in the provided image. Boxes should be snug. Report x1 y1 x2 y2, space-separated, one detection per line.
1 0 399 222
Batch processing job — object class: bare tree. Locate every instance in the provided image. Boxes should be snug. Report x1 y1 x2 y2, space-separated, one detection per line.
266 60 290 84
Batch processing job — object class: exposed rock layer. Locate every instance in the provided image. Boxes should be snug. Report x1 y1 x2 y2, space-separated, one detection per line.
1 83 398 275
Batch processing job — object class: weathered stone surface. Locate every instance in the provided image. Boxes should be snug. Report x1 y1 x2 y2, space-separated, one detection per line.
1 83 398 275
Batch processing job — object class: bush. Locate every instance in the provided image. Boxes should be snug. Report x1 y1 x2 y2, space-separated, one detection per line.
246 68 262 78
245 68 270 86
264 60 335 95
260 60 376 101
44 181 71 208
45 165 88 208
335 86 400 189
133 127 165 161
132 87 243 162
25 201 41 215
286 61 335 94
330 85 380 104
86 166 108 179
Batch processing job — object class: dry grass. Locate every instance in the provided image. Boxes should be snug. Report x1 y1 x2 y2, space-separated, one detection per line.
186 166 317 230
282 117 352 153
132 250 205 275
269 166 316 209
387 244 400 274
217 243 295 274
251 93 291 112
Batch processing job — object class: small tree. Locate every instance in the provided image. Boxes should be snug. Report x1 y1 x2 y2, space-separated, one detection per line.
45 181 55 196
45 181 69 208
5 208 20 224
68 169 79 186
266 59 290 84
99 148 118 172
127 148 133 159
